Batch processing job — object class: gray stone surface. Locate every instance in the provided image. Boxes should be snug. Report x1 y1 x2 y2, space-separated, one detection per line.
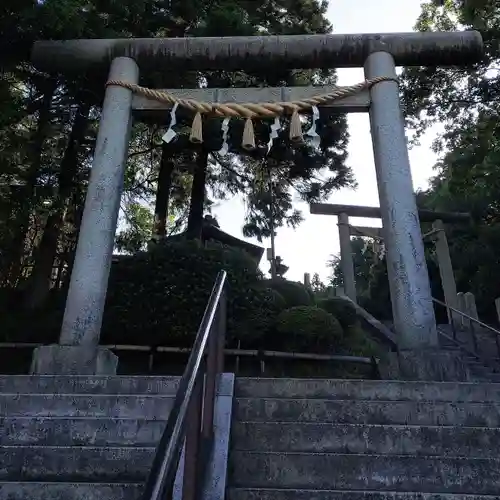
31 345 118 375
0 417 167 447
0 374 181 394
231 422 500 457
227 490 500 500
0 482 143 500
0 374 240 395
0 394 175 418
234 378 500 402
0 445 155 481
0 373 234 500
229 452 500 494
228 377 500 500
2 375 500 500
234 398 500 426
203 373 235 500
394 349 470 381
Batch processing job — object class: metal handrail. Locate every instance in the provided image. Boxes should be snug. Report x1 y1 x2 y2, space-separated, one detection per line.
432 297 500 337
141 270 227 500
433 296 500 364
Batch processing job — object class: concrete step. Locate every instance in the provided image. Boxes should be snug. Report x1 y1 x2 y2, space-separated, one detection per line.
227 489 500 500
229 451 500 494
234 379 500 402
0 394 174 418
230 422 500 457
234 398 500 427
468 373 500 383
0 375 181 395
0 482 142 500
0 417 167 447
0 446 155 481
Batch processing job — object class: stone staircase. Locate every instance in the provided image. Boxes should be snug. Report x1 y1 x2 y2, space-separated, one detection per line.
438 324 500 382
227 378 500 500
0 375 181 500
1 375 500 499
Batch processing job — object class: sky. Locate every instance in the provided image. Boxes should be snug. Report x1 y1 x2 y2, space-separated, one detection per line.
211 0 442 283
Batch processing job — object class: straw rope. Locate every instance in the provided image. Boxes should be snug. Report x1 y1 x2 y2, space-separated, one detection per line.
106 76 397 119
106 76 398 148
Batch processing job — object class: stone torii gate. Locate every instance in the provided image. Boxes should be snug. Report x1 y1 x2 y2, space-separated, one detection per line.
310 203 470 327
29 32 483 375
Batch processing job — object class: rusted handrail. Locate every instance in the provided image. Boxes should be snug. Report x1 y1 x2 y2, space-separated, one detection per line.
141 270 227 500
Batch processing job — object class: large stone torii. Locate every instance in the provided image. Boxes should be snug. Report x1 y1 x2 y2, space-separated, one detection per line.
29 31 483 375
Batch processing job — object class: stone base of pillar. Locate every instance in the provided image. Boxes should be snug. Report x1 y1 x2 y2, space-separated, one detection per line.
30 345 118 375
385 349 470 382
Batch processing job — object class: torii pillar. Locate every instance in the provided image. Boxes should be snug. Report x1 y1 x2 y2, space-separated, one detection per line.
28 32 482 374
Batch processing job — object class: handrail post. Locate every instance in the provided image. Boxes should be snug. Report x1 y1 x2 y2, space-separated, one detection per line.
182 373 203 500
202 318 218 444
216 288 227 373
199 282 226 493
370 357 381 379
449 303 458 341
469 318 479 355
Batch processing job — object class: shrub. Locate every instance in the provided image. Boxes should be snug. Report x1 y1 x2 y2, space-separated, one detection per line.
317 297 358 329
340 323 381 358
101 239 273 346
233 287 286 346
261 278 314 308
275 306 343 353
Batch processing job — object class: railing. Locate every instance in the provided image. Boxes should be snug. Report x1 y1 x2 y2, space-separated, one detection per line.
141 270 227 500
433 297 500 366
0 342 382 379
337 295 399 352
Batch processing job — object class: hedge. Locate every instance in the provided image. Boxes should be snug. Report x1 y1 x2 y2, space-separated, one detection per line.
274 306 343 352
261 278 314 308
317 297 358 329
101 239 278 346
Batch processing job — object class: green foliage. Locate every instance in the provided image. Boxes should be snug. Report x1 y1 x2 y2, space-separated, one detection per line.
116 202 154 254
340 323 381 358
275 306 343 352
102 239 273 346
0 0 355 309
236 287 287 345
261 278 314 308
397 0 500 321
317 297 358 330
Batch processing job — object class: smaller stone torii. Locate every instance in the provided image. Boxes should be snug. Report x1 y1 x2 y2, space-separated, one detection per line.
28 31 482 376
310 202 470 328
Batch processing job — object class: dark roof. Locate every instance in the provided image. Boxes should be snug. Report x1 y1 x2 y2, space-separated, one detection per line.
169 223 264 262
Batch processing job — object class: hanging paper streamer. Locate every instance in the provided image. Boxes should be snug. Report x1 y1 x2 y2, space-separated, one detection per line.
304 105 320 149
162 102 179 143
378 241 386 261
218 117 231 156
267 116 281 153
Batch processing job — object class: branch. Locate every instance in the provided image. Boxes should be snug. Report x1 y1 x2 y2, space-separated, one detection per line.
128 144 162 159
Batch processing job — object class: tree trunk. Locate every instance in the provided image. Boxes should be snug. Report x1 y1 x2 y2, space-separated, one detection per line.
153 144 175 240
187 150 208 239
6 78 57 285
62 196 84 294
24 99 91 310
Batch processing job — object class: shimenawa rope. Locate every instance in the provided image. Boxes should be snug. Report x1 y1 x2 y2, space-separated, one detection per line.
106 76 397 149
